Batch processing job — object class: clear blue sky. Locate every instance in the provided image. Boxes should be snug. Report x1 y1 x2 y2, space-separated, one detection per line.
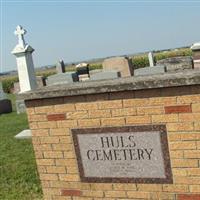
1 0 200 72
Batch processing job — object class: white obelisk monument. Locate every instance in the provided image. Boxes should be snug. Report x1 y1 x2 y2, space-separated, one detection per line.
12 25 37 92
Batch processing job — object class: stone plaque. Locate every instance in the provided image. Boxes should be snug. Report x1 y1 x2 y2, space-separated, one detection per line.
72 125 173 183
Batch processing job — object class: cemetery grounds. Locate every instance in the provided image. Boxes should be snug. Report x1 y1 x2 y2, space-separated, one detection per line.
0 47 194 199
0 94 42 200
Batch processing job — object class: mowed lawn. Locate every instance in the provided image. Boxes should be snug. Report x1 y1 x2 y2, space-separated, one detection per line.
0 94 42 200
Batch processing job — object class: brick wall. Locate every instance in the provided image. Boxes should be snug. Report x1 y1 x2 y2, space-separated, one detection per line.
26 86 200 200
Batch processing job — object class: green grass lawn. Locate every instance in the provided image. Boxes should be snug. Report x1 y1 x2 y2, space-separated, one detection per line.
0 94 42 200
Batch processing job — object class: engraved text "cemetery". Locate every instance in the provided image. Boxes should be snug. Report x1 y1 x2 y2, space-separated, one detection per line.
86 135 153 161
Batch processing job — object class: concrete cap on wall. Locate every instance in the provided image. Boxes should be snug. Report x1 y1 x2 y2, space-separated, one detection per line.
18 69 200 101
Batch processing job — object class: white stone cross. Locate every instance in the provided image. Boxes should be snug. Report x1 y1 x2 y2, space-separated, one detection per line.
14 25 27 47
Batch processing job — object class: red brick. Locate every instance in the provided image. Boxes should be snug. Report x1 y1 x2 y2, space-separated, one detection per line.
61 189 82 196
47 114 66 121
178 194 200 200
165 105 192 114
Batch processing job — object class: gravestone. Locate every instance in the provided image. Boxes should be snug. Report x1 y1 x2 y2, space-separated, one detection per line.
16 99 26 114
191 42 200 69
15 76 46 114
148 52 155 67
56 60 65 73
46 72 78 86
11 25 37 93
0 82 12 114
134 65 166 76
89 69 103 75
90 70 121 81
102 57 134 77
157 56 193 72
15 129 32 139
134 51 166 76
36 76 46 87
13 82 20 94
0 99 12 114
76 63 90 81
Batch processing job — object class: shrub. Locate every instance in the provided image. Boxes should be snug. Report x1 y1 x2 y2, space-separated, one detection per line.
89 63 102 71
1 71 57 93
2 77 19 93
132 56 149 69
132 48 192 69
155 48 192 61
36 71 56 78
65 65 75 72
64 63 103 72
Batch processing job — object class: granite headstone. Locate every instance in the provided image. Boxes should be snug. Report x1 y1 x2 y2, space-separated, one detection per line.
15 76 46 114
13 82 20 94
90 70 121 81
157 56 193 72
46 72 78 86
76 63 90 81
56 60 65 73
89 69 103 75
134 65 166 76
16 99 26 114
102 57 134 77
